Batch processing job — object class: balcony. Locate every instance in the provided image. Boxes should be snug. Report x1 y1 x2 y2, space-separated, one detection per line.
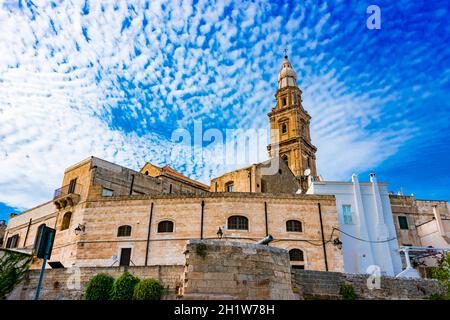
53 183 82 210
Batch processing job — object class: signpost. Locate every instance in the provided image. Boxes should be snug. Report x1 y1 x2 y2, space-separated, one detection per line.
34 226 56 300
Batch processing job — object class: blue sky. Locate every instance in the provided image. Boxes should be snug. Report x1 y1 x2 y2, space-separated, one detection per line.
0 0 449 222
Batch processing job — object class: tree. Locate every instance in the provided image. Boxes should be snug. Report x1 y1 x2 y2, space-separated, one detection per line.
110 272 140 300
84 273 114 300
0 249 33 299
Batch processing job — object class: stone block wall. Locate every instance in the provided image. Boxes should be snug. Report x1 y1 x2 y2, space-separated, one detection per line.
180 240 295 300
6 241 448 300
6 192 342 272
7 265 184 300
291 269 447 300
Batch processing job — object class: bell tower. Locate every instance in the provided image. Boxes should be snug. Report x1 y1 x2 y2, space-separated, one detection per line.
267 54 317 192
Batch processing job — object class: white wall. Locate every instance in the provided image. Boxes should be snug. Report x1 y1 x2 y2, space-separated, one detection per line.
307 174 403 276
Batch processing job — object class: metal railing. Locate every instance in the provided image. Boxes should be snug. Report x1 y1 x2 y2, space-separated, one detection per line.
53 183 82 199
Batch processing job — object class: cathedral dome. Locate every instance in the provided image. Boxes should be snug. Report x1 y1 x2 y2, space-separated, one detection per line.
277 55 298 89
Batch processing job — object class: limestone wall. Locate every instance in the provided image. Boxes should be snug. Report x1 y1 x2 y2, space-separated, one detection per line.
291 269 446 300
6 241 446 300
76 194 343 271
7 265 184 300
5 193 342 272
181 240 295 300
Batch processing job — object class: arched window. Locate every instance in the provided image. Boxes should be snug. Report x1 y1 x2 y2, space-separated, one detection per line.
34 224 46 250
144 171 149 175
61 212 72 231
227 216 248 230
225 181 234 192
289 249 304 261
281 154 288 166
158 221 174 233
286 220 302 232
117 225 132 237
281 123 287 134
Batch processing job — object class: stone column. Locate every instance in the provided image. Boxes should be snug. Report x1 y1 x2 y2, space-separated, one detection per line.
370 173 395 275
352 174 375 273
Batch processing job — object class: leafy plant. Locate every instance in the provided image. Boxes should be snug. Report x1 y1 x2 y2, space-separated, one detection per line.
428 293 450 300
84 273 114 300
431 253 450 292
339 283 358 300
429 253 450 299
0 249 33 299
133 278 164 300
110 272 140 300
195 243 207 258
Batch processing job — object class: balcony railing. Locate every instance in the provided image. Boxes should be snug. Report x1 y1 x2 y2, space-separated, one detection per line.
53 183 82 199
53 183 82 210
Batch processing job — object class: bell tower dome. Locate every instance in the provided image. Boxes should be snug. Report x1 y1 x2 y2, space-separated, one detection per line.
267 54 317 192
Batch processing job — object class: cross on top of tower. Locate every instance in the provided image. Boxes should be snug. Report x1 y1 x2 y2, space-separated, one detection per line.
284 48 288 59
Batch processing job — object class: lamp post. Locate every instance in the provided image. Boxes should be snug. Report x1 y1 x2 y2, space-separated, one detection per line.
216 227 223 239
333 238 343 250
74 223 85 235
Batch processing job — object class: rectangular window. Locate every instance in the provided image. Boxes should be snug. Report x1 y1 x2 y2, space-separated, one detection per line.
119 248 132 266
68 178 77 193
292 265 305 270
342 205 353 224
398 216 409 230
102 188 114 197
6 235 19 248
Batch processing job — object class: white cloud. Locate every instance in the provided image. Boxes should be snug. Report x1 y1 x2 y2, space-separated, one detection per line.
2 0 444 210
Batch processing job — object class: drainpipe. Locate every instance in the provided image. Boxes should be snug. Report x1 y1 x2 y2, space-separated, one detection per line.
144 202 154 266
23 218 32 247
129 174 135 195
248 170 252 192
200 200 205 240
264 202 269 237
318 203 329 271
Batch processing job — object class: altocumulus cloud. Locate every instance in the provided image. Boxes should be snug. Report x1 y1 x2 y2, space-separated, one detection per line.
0 0 449 210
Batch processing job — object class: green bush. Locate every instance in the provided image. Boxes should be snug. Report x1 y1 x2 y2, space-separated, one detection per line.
339 283 358 300
428 293 450 300
110 272 140 300
133 278 164 300
84 273 114 300
431 253 450 293
195 243 207 258
0 249 33 299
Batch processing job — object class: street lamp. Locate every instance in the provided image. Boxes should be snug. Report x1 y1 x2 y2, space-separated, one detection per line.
74 223 85 235
216 227 223 239
333 238 343 250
